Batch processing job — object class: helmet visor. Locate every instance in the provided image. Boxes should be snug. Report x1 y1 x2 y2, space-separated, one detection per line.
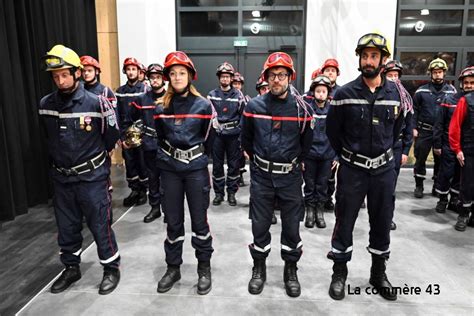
357 33 387 47
268 52 292 64
44 56 67 69
165 51 190 64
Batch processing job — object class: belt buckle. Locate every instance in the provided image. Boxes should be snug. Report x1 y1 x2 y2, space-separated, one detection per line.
281 164 293 173
364 159 373 169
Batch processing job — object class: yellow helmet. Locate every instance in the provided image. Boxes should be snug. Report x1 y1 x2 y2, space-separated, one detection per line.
44 44 83 71
355 33 391 58
428 58 448 72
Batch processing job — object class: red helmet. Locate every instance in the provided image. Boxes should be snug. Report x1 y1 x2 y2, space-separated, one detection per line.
256 77 269 91
139 63 146 73
146 63 164 78
311 68 321 80
163 51 197 81
262 52 296 80
80 55 101 72
122 57 140 74
233 72 244 83
216 62 235 76
321 58 340 75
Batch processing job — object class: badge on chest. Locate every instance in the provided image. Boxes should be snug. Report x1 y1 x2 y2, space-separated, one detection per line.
174 118 184 126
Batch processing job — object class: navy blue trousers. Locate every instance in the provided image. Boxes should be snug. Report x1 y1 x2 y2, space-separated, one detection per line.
303 158 332 206
212 134 241 195
144 150 161 207
122 147 148 191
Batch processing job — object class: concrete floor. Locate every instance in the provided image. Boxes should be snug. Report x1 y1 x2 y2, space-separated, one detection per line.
16 168 474 315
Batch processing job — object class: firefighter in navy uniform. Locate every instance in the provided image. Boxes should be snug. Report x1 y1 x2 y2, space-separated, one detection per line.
242 52 313 298
321 59 342 211
413 58 457 198
80 55 117 106
231 72 250 187
326 33 407 301
449 66 474 231
208 62 245 206
384 60 414 231
116 57 149 206
154 51 215 295
432 68 471 213
129 64 166 223
303 69 321 98
39 45 121 295
303 75 336 229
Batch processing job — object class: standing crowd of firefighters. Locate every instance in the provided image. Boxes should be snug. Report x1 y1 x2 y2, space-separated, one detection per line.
38 32 474 301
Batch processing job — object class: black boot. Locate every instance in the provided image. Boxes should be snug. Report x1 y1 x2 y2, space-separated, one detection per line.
123 190 140 207
304 205 315 228
324 199 335 211
390 221 397 230
248 259 266 294
228 193 237 206
435 194 448 213
238 170 246 187
157 265 181 293
455 206 470 232
137 190 148 206
197 261 212 295
51 265 81 293
212 194 224 206
447 194 459 212
468 210 474 227
315 203 326 228
283 261 301 297
414 178 424 198
99 267 120 295
329 262 347 300
271 211 277 225
144 205 162 223
369 255 397 301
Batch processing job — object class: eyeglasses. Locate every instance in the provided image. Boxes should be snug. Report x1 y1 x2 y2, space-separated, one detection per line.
268 52 293 64
357 33 387 47
267 72 289 81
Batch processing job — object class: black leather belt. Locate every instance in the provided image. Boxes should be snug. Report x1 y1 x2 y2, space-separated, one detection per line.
417 121 433 131
253 154 296 174
160 140 204 163
341 147 393 170
54 151 107 176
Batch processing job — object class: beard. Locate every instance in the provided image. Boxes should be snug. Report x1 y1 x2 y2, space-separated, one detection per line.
221 82 230 89
361 65 381 79
270 83 288 97
432 77 444 84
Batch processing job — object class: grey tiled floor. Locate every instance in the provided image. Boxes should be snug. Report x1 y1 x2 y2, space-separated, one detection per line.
17 168 474 315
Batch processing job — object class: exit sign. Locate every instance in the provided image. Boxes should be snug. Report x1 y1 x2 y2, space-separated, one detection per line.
234 39 248 47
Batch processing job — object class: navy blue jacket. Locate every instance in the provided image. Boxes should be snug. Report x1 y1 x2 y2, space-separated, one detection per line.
241 91 313 164
208 87 244 136
303 97 336 160
434 91 464 150
116 81 148 139
413 81 456 127
154 94 215 172
393 111 414 156
39 83 119 183
327 75 404 174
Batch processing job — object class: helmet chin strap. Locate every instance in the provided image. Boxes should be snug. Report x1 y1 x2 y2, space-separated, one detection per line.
175 83 190 96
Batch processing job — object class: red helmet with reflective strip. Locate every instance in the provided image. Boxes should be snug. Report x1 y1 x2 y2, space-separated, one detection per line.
321 58 340 75
139 63 146 73
216 62 235 76
262 52 296 80
311 68 321 80
233 72 245 83
80 55 101 72
384 60 403 75
163 51 197 81
122 57 140 74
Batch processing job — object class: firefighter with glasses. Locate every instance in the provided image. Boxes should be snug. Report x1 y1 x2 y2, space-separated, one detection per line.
242 52 313 298
39 44 121 295
413 58 456 198
326 33 409 301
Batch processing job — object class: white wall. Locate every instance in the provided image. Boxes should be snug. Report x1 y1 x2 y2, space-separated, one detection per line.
116 0 176 85
305 0 397 90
